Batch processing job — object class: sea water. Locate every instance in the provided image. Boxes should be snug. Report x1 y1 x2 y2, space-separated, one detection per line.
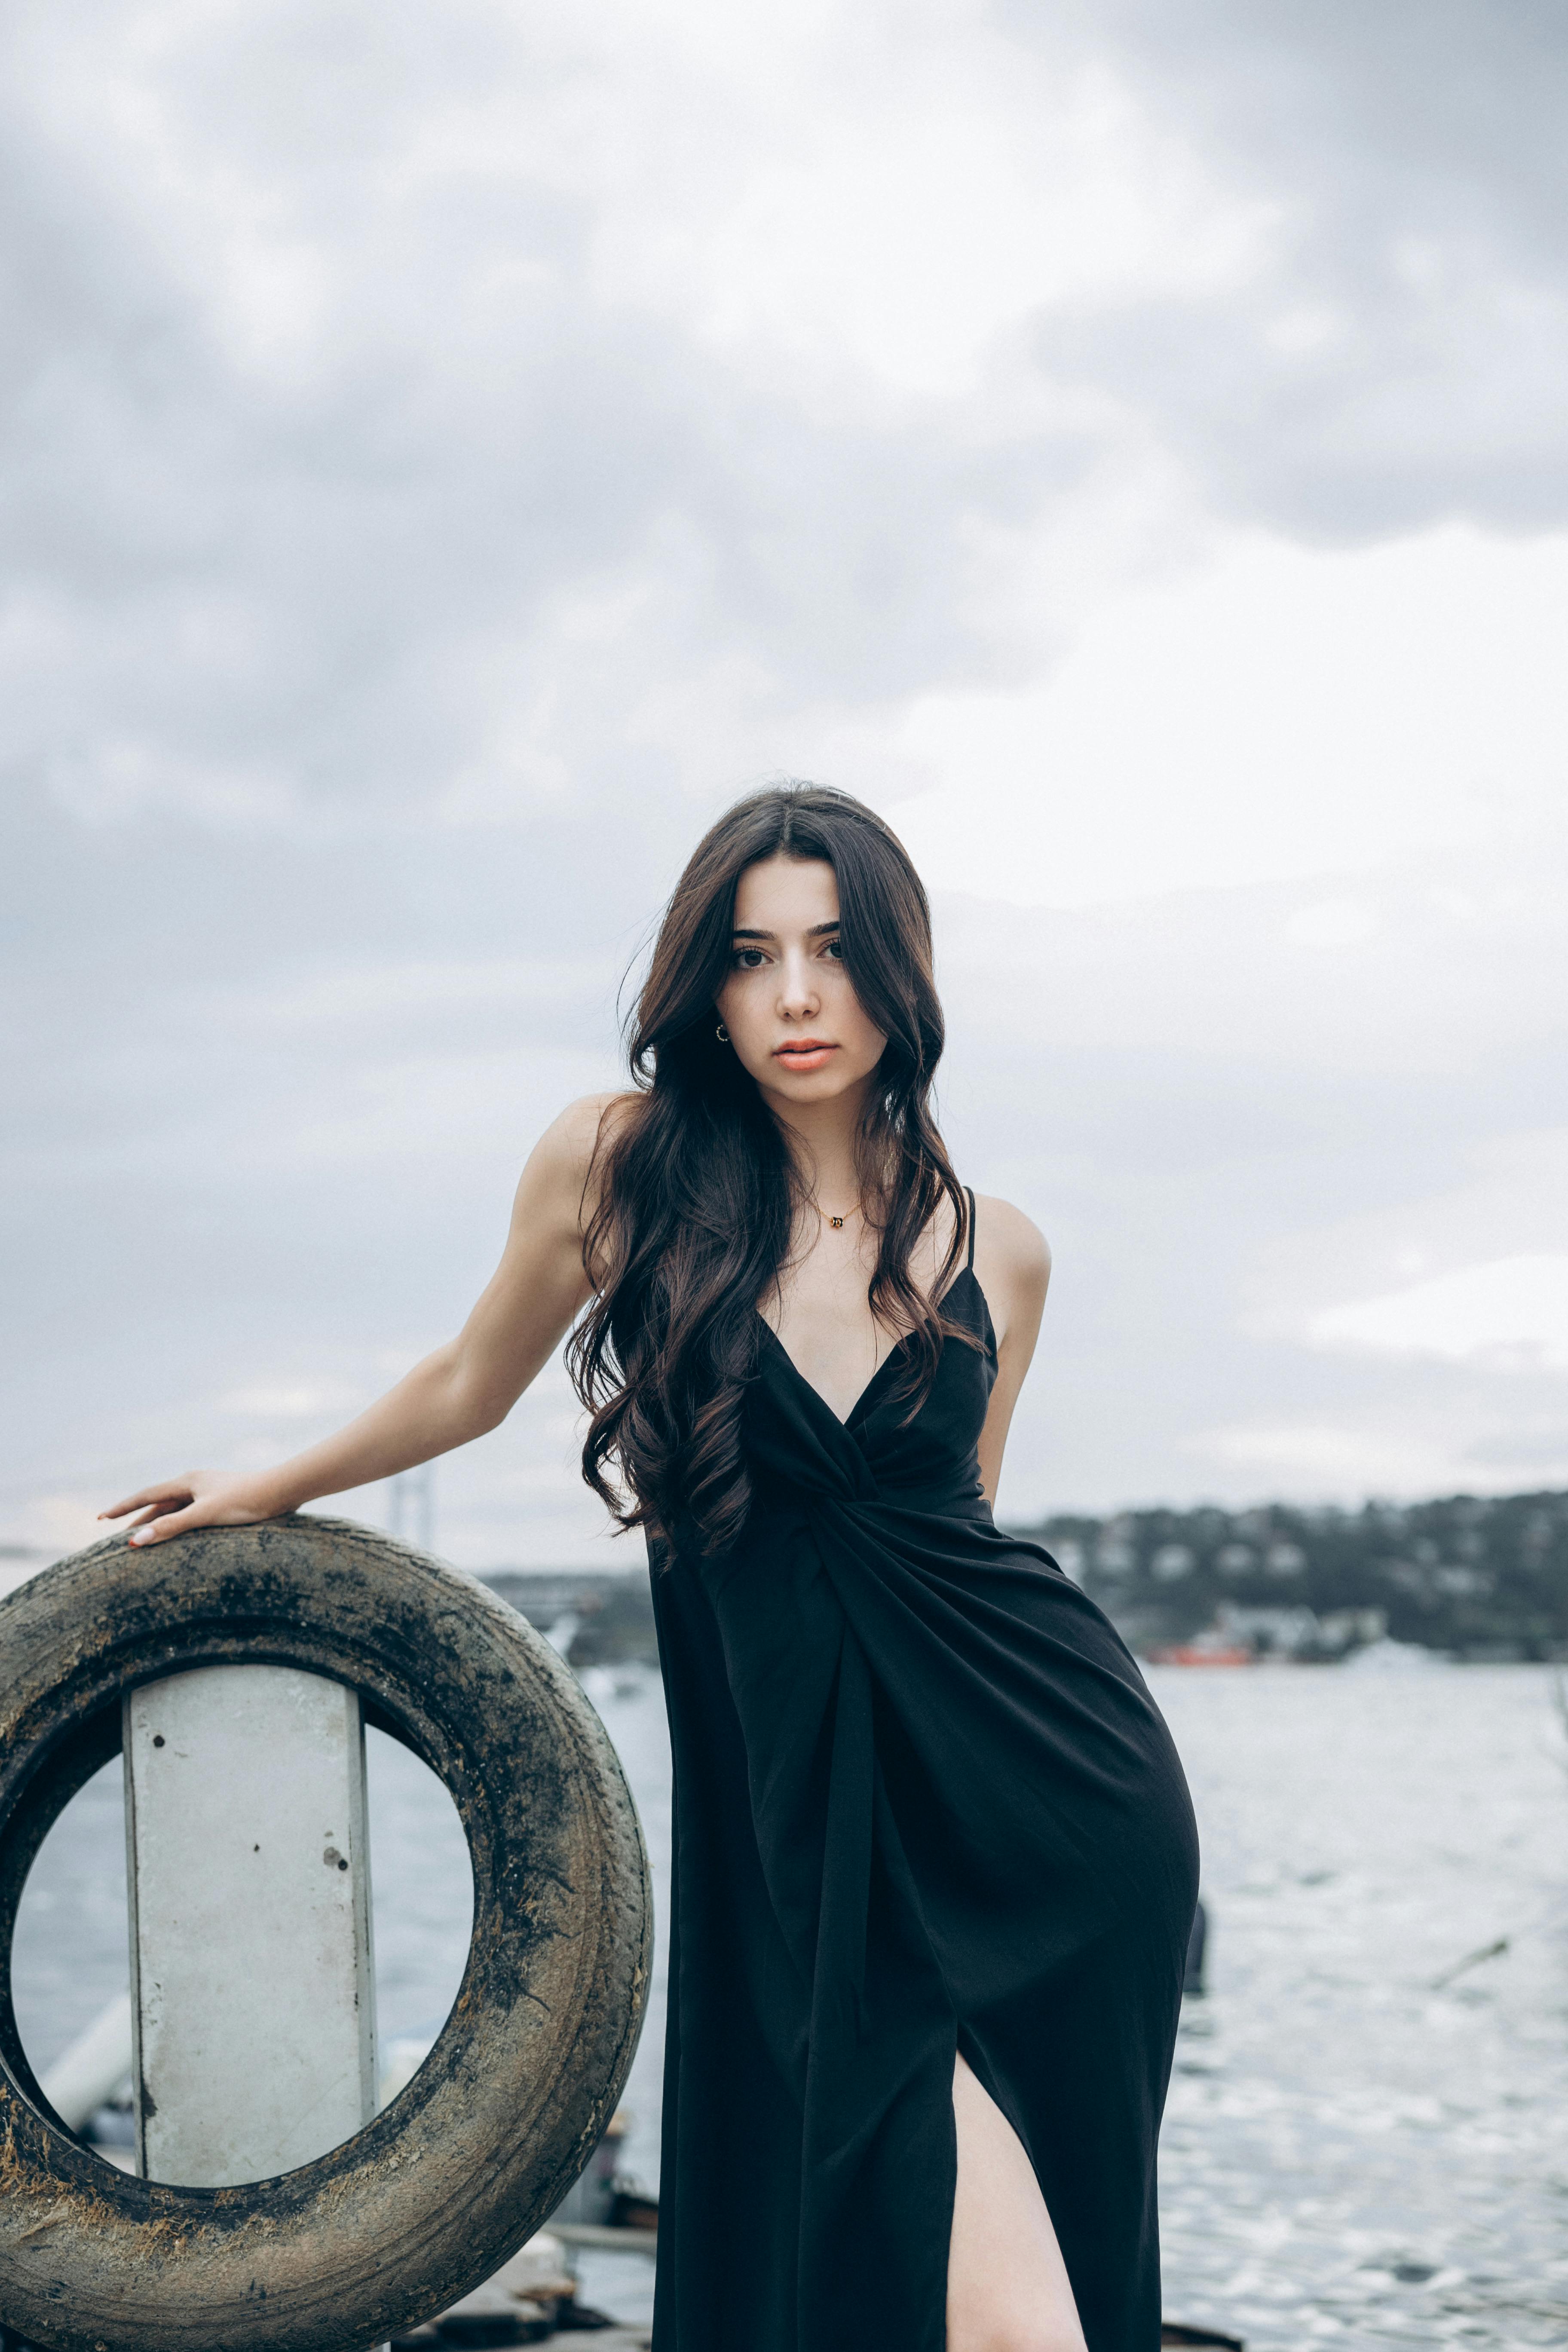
12 1659 1567 2348
1152 1659 1568 2350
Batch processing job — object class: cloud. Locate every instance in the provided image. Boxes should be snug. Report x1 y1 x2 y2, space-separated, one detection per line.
1187 1422 1461 1495
882 522 1568 908
1309 1256 1568 1372
1055 0 1568 535
2 2 1113 868
5 0 1568 1547
9 0 1568 872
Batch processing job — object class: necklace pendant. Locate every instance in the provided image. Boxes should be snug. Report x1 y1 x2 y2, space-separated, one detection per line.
829 1214 845 1229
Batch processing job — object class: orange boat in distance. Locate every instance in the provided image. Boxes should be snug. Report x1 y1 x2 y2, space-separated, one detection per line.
1145 1642 1254 1667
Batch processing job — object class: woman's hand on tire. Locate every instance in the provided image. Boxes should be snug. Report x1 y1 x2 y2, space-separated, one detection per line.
99 1470 294 1547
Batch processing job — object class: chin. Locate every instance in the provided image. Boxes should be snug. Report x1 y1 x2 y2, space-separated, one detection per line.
769 1064 863 1097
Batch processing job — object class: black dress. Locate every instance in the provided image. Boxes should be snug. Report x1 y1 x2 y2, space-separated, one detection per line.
648 1200 1200 2352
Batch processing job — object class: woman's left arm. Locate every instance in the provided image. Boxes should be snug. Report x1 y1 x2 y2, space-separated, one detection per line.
972 1196 1052 1507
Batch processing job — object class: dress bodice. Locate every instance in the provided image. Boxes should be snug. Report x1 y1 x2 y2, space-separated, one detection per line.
746 1266 998 1519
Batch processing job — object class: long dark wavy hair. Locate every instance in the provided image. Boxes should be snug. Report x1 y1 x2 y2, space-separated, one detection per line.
568 783 970 1559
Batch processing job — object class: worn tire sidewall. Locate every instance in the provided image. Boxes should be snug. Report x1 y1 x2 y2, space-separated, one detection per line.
0 1518 651 2352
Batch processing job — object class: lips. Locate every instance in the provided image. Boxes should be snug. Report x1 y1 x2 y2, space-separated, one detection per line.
774 1038 838 1069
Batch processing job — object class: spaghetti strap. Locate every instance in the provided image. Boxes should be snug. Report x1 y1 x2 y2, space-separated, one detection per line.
965 1186 977 1274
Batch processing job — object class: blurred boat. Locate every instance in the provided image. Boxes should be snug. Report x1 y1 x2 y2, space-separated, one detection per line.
1147 1642 1253 1666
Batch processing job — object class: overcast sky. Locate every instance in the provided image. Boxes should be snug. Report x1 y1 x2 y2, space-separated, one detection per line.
4 0 1566 1572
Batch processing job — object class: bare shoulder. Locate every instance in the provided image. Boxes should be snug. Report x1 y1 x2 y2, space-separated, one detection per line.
543 1090 641 1167
517 1092 642 1225
973 1194 1050 1282
971 1193 1050 1347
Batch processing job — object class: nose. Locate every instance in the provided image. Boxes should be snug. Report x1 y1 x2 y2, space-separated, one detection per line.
777 946 821 1020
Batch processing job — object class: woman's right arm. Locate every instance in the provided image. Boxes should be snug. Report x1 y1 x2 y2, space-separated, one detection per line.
100 1093 627 1548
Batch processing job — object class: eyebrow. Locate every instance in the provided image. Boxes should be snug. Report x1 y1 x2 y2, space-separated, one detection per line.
731 920 841 942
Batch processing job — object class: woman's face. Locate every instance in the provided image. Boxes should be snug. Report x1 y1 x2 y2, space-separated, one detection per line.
714 855 887 1112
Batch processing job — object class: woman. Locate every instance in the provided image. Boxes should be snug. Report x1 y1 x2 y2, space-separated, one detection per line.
104 785 1199 2352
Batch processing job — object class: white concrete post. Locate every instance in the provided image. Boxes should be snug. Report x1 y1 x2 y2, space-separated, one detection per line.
122 1665 377 2187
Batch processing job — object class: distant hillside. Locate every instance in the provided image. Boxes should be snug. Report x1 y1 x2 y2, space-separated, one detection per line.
1011 1488 1568 1662
487 1488 1568 1668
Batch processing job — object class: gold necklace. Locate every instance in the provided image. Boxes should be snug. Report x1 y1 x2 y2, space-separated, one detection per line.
812 1198 860 1231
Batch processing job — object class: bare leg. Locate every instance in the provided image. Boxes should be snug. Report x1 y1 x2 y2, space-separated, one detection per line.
947 2050 1088 2352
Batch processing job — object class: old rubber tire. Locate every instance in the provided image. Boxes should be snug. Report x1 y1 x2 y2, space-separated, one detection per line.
0 1518 652 2352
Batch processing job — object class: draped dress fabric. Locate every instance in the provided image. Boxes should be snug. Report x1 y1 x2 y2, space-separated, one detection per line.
648 1203 1200 2352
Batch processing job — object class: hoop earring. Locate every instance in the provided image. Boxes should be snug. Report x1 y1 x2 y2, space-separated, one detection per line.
715 1022 729 1043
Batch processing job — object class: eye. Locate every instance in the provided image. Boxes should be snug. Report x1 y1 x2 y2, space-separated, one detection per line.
731 946 767 969
822 937 844 960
